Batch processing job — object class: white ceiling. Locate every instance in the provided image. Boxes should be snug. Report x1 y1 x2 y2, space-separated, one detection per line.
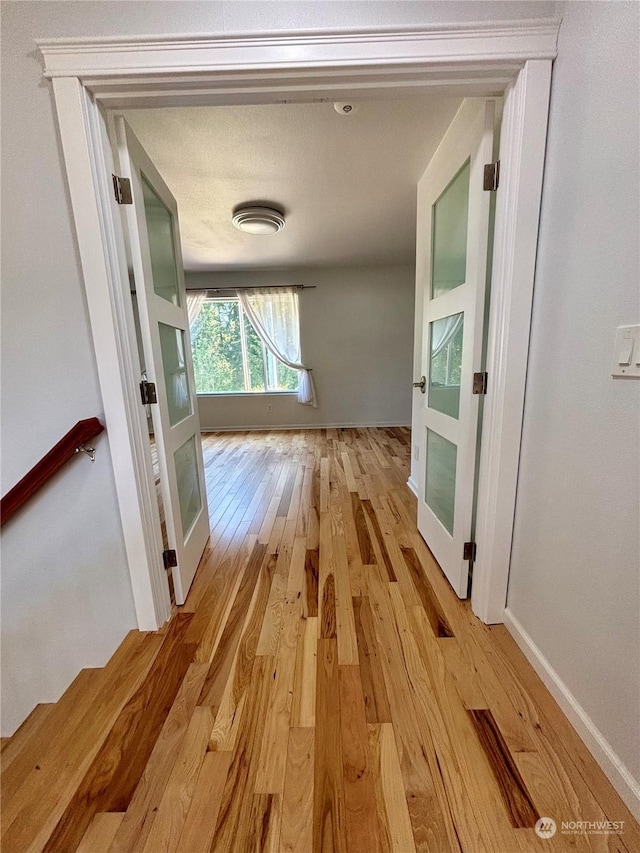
123 96 462 271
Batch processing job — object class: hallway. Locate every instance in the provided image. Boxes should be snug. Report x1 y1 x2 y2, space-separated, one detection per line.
1 428 637 852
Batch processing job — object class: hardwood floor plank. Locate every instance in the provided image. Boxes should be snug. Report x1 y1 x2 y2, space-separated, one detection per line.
197 542 268 707
256 572 287 656
362 499 397 582
339 665 380 852
321 572 338 640
77 812 124 853
333 533 360 665
210 654 275 852
142 706 215 853
368 723 417 853
281 728 315 853
351 493 375 565
352 596 392 724
188 533 257 662
110 661 210 853
304 548 320 617
401 546 454 638
208 549 277 751
469 708 539 828
314 639 347 853
246 793 282 852
291 615 318 728
255 600 301 793
175 751 232 853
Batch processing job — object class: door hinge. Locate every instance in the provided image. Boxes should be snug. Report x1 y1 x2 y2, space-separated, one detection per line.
473 372 488 395
140 379 157 405
163 549 178 570
483 160 500 191
112 174 132 205
463 541 477 562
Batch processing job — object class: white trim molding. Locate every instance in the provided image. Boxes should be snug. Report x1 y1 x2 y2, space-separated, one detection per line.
471 59 552 625
406 477 419 499
38 21 559 77
504 609 640 822
38 21 558 631
51 77 171 630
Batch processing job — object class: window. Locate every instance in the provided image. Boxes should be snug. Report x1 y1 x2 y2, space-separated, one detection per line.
430 330 463 388
191 298 299 394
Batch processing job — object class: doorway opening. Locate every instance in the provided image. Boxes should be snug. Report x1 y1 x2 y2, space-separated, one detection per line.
110 92 500 611
40 23 555 629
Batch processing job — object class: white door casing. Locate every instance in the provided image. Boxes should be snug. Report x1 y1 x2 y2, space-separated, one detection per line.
115 117 210 604
414 99 495 598
40 24 555 630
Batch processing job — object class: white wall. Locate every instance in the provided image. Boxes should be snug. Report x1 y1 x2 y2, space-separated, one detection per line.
0 0 556 734
187 267 414 430
508 0 640 806
0 5 139 735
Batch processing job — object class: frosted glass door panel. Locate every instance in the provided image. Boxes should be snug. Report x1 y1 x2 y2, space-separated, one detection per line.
159 323 192 425
431 161 470 299
429 313 464 419
175 435 202 538
425 429 457 535
142 176 181 306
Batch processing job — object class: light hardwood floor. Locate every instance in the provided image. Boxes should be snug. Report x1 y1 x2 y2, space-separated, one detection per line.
2 428 638 852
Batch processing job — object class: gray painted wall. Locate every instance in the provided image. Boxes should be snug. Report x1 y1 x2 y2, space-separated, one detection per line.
508 1 640 784
186 267 414 430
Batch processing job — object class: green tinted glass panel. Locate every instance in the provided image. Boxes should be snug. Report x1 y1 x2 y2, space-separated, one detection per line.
159 323 192 425
142 176 181 306
429 313 463 419
174 435 201 538
425 429 457 535
431 161 470 299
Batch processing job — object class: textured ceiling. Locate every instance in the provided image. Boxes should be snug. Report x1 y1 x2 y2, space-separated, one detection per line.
123 96 462 270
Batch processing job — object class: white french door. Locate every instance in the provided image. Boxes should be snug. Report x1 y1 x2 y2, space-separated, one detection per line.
115 116 209 604
415 99 495 598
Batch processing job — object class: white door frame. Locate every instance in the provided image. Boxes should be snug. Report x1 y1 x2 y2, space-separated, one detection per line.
37 20 557 629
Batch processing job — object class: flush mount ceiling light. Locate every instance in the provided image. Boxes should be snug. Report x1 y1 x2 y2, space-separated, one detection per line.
232 205 286 235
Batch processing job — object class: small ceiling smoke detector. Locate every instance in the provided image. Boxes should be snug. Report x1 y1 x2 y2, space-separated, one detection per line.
232 205 286 235
334 102 360 116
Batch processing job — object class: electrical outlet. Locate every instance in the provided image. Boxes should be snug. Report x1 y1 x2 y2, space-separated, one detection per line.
266 404 273 412
414 444 419 461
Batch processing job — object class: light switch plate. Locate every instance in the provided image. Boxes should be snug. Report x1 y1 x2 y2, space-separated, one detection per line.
612 325 640 378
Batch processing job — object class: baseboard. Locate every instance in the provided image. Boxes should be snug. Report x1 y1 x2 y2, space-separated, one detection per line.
201 422 411 432
407 476 419 497
503 608 640 822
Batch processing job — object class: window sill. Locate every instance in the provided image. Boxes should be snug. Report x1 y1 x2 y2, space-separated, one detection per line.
196 391 297 398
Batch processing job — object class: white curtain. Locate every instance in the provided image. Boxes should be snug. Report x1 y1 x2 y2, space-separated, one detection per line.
186 290 207 335
237 288 317 407
432 313 463 357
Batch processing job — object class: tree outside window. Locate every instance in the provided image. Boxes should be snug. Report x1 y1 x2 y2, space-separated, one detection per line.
191 298 299 394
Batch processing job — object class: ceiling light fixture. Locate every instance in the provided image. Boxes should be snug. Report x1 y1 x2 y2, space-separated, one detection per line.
232 205 286 235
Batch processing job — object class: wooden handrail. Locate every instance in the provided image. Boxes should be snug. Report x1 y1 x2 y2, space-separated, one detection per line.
1 418 105 527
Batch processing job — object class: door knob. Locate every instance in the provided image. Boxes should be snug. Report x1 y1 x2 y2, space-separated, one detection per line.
413 376 426 393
